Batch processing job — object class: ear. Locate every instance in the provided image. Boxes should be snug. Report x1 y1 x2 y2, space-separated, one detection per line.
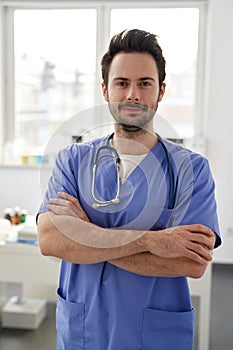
158 82 166 102
102 82 109 102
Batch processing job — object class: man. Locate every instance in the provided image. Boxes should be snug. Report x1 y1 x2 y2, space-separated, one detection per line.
37 29 221 350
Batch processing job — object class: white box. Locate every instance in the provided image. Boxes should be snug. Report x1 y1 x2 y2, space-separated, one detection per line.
1 296 47 329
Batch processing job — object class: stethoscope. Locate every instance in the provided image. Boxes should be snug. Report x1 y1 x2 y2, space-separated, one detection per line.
92 133 175 209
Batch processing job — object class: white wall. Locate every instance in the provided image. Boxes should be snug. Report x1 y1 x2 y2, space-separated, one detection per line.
0 165 51 217
204 0 233 263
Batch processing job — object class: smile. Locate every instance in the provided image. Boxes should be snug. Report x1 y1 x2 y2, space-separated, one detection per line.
119 103 148 114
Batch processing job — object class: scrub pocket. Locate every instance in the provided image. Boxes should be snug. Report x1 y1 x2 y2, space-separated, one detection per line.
56 288 85 350
142 308 194 350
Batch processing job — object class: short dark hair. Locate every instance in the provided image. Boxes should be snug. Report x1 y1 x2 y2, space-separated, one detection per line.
101 29 166 88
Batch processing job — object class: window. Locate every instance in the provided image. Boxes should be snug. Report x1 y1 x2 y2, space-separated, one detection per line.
0 2 206 165
13 9 96 161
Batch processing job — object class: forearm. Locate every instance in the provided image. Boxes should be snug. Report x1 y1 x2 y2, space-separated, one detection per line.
38 190 215 267
109 253 208 279
37 212 147 264
44 192 215 266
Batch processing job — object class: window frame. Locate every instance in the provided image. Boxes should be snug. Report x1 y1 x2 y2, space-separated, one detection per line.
0 0 207 163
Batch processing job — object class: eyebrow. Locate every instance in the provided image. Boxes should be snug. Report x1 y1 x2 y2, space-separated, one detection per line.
138 77 156 82
113 77 156 82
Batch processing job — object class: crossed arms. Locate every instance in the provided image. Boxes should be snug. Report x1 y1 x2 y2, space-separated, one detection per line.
37 192 216 279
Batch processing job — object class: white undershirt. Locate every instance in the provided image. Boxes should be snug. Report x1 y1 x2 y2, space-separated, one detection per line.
118 153 148 183
109 139 148 183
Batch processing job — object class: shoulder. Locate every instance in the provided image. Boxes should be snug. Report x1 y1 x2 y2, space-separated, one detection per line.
161 138 211 177
57 136 109 162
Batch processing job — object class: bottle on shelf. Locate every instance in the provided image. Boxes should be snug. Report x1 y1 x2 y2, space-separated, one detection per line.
12 206 21 225
4 208 13 223
20 209 27 223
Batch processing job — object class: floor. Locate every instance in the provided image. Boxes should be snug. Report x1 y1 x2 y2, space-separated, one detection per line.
0 302 56 350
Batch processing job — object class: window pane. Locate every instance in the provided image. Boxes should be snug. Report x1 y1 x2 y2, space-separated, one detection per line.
14 9 96 157
111 8 199 138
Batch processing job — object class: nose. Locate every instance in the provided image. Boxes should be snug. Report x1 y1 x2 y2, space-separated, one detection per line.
126 84 140 102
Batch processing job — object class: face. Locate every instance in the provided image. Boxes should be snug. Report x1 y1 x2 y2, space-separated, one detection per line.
102 52 165 133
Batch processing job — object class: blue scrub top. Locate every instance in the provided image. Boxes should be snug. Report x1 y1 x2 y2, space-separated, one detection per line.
38 136 221 350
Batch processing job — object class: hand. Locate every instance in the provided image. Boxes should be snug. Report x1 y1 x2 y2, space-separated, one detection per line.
46 192 90 222
147 224 215 265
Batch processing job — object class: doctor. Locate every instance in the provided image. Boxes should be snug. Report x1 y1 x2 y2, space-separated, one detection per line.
37 29 221 350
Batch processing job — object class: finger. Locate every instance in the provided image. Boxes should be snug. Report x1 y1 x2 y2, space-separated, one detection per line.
57 192 90 222
50 197 84 217
58 192 86 212
175 228 215 250
184 249 209 265
58 192 90 218
49 198 68 206
180 224 214 237
187 241 212 262
57 192 81 208
57 191 75 200
48 198 79 215
187 233 215 250
183 244 212 264
47 198 79 217
46 204 71 215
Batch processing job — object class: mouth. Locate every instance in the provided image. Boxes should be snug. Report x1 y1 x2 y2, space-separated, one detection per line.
119 103 148 114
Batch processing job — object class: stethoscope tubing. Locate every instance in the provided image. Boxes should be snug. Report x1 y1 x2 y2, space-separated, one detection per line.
92 142 121 208
156 134 175 209
92 133 175 209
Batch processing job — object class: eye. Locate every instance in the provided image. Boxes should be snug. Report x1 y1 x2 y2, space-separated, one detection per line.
116 81 128 87
140 81 151 87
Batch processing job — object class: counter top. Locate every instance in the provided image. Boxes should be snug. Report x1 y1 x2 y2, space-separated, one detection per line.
0 241 60 285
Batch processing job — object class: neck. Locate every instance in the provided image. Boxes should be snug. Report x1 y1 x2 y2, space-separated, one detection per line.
112 126 158 155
